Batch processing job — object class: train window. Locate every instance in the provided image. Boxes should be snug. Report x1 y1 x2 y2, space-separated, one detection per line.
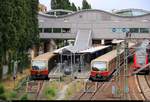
92 62 107 71
32 60 47 70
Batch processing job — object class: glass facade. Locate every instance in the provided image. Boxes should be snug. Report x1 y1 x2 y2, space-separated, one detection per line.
39 28 71 33
112 28 149 33
140 28 149 33
53 28 61 33
115 9 149 16
44 28 52 33
129 28 139 33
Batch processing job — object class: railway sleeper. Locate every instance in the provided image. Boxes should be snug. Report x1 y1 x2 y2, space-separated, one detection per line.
83 80 98 93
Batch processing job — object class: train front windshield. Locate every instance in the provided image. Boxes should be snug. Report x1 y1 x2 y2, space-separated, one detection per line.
136 48 147 65
92 62 107 71
32 60 47 70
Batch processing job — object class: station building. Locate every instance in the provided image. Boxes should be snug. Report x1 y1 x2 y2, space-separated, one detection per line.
36 8 150 56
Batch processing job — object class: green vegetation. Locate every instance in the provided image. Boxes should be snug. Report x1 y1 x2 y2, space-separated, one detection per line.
82 0 92 10
0 84 4 94
14 76 28 91
0 0 39 80
44 81 58 100
0 84 6 100
5 91 17 100
51 0 91 11
45 88 57 98
20 93 28 100
9 91 17 99
65 80 84 99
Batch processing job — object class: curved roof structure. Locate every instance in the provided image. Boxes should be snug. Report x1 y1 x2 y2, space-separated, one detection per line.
38 8 150 39
113 9 150 16
39 9 150 18
45 9 74 16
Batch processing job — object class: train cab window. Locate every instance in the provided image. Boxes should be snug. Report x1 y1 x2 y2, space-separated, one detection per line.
92 62 107 71
32 60 47 70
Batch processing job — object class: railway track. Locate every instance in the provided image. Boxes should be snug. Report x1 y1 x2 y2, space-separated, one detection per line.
127 66 144 100
26 79 45 99
77 82 104 100
136 75 150 100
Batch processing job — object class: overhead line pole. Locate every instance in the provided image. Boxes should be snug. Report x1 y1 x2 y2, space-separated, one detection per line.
123 32 131 100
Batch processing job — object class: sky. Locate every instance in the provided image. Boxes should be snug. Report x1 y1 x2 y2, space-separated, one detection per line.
39 0 150 12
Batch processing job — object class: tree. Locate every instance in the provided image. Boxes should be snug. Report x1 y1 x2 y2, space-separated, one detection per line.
78 6 81 11
71 3 77 11
51 0 64 10
51 0 77 11
82 0 91 10
63 0 72 10
51 0 57 10
0 0 39 79
0 0 16 79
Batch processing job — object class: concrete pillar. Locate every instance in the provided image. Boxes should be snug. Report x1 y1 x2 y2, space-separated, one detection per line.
39 42 44 55
48 39 57 52
31 47 35 60
101 39 105 45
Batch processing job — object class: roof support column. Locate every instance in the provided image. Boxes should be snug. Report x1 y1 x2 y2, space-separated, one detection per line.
49 39 57 52
101 39 105 45
38 42 44 55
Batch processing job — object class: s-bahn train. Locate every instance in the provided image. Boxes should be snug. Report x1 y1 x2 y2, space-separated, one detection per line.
133 40 150 73
30 52 58 80
89 43 136 82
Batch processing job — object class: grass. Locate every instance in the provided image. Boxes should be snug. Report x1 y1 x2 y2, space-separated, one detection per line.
1 68 30 100
0 84 17 100
64 80 84 100
0 84 5 94
43 80 59 100
0 84 7 100
45 87 57 100
20 93 28 100
4 91 17 100
3 68 30 91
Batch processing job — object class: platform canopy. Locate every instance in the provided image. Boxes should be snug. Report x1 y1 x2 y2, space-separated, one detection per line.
53 45 110 54
53 45 70 54
112 39 124 44
79 45 110 54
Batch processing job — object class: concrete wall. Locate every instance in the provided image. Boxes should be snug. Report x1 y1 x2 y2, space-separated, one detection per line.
38 10 150 39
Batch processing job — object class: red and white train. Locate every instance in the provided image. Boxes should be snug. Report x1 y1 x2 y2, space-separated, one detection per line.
30 52 58 80
133 40 150 73
89 43 136 82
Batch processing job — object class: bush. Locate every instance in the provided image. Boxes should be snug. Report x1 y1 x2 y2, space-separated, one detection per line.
20 94 28 100
0 94 7 100
45 87 56 97
0 84 5 95
10 91 17 98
